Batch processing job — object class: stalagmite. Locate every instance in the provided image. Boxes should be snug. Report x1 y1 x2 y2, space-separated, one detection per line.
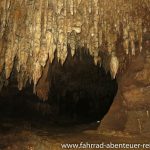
0 0 149 99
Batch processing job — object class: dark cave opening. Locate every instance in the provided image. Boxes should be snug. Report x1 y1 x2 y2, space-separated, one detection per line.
0 48 118 129
48 48 118 124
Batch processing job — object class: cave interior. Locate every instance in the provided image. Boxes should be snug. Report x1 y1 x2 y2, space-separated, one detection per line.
0 48 118 126
0 0 150 149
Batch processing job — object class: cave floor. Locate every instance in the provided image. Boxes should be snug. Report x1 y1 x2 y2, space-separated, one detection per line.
0 116 149 150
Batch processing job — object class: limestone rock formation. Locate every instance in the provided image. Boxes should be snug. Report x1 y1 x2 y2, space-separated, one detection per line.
0 0 150 100
99 40 150 135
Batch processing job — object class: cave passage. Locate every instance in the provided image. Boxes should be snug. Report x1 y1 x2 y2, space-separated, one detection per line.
0 48 118 127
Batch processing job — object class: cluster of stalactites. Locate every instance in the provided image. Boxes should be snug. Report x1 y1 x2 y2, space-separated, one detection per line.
0 0 149 93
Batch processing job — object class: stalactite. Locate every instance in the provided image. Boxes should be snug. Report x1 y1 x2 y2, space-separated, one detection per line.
35 59 50 101
0 0 149 99
110 52 119 79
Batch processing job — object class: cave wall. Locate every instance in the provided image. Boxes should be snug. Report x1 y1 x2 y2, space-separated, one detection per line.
100 40 150 134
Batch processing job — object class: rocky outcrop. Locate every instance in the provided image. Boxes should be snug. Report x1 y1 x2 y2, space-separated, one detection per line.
100 40 150 135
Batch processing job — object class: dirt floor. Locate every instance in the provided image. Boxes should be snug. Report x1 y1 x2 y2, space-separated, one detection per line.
0 116 149 150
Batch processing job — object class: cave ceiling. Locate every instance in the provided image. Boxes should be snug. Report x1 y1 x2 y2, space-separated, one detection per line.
0 0 150 100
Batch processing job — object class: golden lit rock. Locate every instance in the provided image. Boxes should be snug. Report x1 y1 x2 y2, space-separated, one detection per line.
0 0 149 99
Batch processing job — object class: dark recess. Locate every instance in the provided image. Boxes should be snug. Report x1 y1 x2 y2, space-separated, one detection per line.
0 48 118 128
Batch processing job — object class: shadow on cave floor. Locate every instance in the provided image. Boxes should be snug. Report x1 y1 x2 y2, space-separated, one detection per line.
0 102 149 150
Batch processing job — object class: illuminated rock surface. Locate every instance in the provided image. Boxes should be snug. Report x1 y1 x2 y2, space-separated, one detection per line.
0 1 150 149
0 0 150 100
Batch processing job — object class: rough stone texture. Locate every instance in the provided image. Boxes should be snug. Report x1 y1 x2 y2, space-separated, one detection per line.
100 41 150 135
0 0 149 98
121 52 150 110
